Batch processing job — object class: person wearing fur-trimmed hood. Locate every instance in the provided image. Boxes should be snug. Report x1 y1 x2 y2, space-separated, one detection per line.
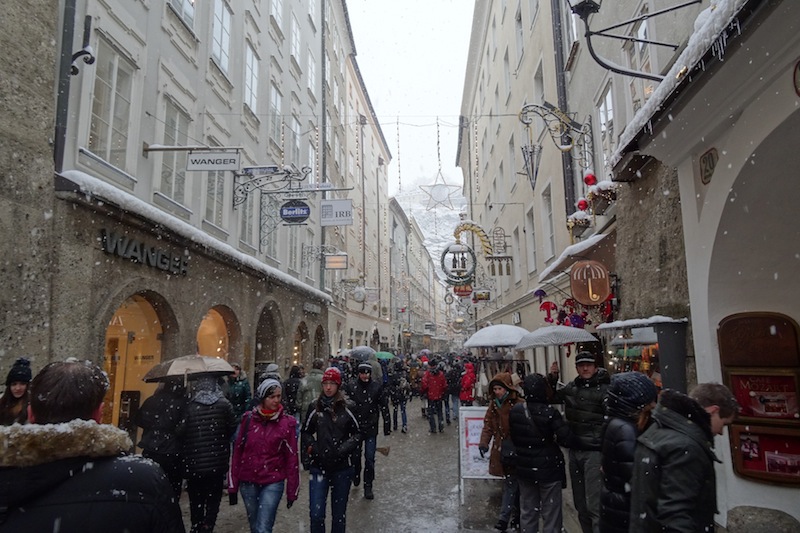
0 358 185 532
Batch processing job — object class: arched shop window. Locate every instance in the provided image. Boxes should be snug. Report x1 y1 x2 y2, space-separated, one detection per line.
104 294 164 446
197 307 230 359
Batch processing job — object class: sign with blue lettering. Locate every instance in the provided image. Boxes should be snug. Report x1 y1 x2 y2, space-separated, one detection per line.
280 200 311 223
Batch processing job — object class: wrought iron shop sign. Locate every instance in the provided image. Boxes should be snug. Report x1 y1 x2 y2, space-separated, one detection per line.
100 229 189 275
280 200 311 223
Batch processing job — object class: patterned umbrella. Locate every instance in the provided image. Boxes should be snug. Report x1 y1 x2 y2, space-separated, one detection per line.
515 325 598 350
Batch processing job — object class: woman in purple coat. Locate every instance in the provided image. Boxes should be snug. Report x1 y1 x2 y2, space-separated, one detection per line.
228 378 299 533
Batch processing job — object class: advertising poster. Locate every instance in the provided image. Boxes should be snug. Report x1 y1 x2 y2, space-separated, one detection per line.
728 371 799 421
458 406 502 502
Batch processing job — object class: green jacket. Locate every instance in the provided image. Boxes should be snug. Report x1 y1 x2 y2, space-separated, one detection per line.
300 368 323 421
628 389 720 533
226 371 252 421
549 367 610 450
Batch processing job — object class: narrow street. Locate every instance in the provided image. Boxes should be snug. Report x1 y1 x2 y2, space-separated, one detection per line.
182 398 582 532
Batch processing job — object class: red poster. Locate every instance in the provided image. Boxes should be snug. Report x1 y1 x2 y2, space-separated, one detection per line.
729 372 799 421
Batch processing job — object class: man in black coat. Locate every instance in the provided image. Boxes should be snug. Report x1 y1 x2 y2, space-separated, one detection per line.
0 359 185 533
344 362 388 500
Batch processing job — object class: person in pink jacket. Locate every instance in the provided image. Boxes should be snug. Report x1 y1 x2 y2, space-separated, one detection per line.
229 378 299 533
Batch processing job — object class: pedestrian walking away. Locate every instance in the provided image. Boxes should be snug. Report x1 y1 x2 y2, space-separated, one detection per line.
388 360 410 433
300 358 325 424
135 379 188 498
225 362 252 423
548 352 609 533
599 371 658 533
510 373 578 533
344 362 388 500
301 367 361 533
480 371 524 532
282 364 304 435
0 358 185 532
180 376 238 533
228 378 299 533
421 359 448 434
629 383 739 532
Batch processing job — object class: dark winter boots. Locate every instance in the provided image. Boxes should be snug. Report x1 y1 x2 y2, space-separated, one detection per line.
364 484 374 500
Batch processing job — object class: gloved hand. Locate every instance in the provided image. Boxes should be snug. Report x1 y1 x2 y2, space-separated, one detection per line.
228 492 238 505
287 500 294 509
479 446 489 458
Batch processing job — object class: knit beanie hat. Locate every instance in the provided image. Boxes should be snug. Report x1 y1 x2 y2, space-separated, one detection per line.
256 378 282 401
608 371 658 412
6 358 32 386
322 367 342 386
357 363 372 374
574 352 596 365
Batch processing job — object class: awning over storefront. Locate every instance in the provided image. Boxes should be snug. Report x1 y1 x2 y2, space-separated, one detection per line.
538 231 616 282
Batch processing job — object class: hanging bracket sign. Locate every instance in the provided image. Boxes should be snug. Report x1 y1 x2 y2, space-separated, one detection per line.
280 199 311 224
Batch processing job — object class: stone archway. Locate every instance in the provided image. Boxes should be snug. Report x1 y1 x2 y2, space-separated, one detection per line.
196 304 241 360
255 301 284 368
293 321 310 372
314 324 326 362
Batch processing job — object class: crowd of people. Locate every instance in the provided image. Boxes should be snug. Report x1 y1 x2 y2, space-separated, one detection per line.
0 349 739 533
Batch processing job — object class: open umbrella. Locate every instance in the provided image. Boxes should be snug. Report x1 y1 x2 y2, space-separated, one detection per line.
375 351 395 361
463 324 529 348
515 325 598 350
142 354 235 383
349 345 376 362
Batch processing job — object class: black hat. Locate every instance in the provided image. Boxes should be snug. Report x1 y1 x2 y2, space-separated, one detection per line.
608 372 658 412
6 358 32 386
574 352 596 365
358 363 372 374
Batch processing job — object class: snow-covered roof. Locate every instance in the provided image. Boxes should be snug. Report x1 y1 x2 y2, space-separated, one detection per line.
596 316 688 331
611 0 750 168
59 170 331 303
538 233 608 282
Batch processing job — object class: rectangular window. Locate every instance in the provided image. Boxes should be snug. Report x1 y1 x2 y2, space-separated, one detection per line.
89 38 133 171
503 49 511 96
205 168 225 226
598 82 615 170
542 186 554 259
212 0 231 73
170 0 195 28
625 12 655 113
307 49 316 96
291 116 301 165
261 195 278 258
526 207 537 272
269 83 282 142
161 99 190 204
270 0 283 28
513 228 521 283
240 192 255 246
291 15 301 59
515 8 524 64
533 63 545 137
289 227 299 272
244 44 258 113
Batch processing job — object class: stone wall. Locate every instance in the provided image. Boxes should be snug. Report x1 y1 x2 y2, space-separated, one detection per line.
0 1 57 374
614 162 696 384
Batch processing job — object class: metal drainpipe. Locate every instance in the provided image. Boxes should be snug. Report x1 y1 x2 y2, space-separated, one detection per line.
318 0 327 289
54 0 77 173
551 0 577 213
359 116 366 311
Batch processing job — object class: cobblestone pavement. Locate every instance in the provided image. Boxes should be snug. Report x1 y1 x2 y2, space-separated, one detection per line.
180 399 581 532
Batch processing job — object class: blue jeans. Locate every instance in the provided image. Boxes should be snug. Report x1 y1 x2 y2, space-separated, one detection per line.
427 399 444 432
358 435 377 486
392 398 407 429
499 473 519 523
449 393 460 422
239 480 284 533
309 467 353 533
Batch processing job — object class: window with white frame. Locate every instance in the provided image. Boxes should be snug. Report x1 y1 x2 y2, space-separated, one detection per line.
291 116 301 165
533 63 545 137
515 7 524 64
597 82 615 171
170 0 195 28
291 15 301 59
244 44 258 113
307 141 317 183
205 158 225 227
269 82 282 142
240 191 255 246
270 0 283 29
212 0 231 73
513 228 521 283
289 227 299 271
307 49 316 96
261 195 278 258
625 10 655 113
526 207 537 272
541 185 554 259
161 99 190 204
305 228 316 279
88 38 134 172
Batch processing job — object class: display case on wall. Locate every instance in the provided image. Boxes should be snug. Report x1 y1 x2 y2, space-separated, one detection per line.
718 312 800 485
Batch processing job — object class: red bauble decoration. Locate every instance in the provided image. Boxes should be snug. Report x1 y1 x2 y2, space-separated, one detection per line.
583 172 597 186
577 198 589 211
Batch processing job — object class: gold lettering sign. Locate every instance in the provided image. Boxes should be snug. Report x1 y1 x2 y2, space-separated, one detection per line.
570 260 611 306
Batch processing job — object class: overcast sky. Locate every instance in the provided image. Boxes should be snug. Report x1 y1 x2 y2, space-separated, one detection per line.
345 1 474 197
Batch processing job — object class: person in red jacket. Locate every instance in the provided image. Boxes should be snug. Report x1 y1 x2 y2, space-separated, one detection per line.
460 362 477 406
421 359 448 433
229 378 299 533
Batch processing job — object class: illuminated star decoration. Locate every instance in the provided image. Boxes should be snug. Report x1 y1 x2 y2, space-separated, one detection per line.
420 170 461 211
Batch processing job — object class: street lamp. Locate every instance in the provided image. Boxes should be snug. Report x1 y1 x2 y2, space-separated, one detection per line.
566 0 701 82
